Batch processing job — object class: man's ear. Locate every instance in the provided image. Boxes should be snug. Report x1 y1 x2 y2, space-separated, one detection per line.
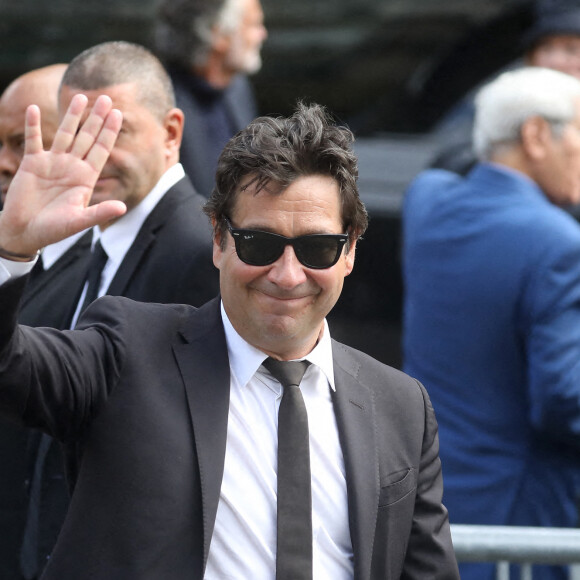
520 116 553 160
211 25 232 56
164 108 185 159
344 238 356 277
212 217 224 269
211 217 221 243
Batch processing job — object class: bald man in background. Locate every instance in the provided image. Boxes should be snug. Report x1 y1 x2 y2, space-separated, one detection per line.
0 64 67 206
0 63 93 580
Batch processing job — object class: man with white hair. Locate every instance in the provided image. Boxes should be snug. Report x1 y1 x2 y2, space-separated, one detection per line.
402 67 580 580
431 0 580 176
155 0 267 197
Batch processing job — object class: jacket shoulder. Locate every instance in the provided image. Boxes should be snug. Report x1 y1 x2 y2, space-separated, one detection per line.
332 339 425 401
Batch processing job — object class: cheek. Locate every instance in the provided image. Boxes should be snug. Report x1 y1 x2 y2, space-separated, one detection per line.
567 148 580 178
0 148 22 171
103 148 124 171
313 270 343 297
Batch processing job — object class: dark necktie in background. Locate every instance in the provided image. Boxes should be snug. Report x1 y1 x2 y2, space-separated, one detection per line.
79 239 108 314
27 257 45 286
263 357 313 580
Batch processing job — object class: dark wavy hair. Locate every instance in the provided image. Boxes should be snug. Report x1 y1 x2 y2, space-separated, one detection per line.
203 102 368 248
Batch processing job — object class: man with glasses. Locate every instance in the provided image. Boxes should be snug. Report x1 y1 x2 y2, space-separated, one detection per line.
403 67 580 580
0 98 458 579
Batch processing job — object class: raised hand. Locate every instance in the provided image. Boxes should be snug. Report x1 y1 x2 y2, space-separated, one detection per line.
0 93 125 259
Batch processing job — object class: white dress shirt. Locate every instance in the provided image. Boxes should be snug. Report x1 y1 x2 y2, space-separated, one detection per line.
0 256 36 282
0 230 88 282
41 230 88 270
204 303 354 580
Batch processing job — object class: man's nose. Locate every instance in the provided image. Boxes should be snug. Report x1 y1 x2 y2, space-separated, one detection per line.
0 145 19 177
267 244 308 287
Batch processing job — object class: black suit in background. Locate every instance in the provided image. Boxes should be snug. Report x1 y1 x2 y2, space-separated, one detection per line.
0 277 458 580
18 230 93 328
0 230 92 580
170 66 258 197
90 175 218 306
16 175 219 578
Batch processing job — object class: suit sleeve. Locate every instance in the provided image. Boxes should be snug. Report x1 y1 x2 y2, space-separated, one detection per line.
0 277 124 441
401 382 459 580
523 234 580 447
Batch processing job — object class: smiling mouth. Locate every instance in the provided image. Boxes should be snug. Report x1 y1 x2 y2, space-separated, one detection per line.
257 289 312 303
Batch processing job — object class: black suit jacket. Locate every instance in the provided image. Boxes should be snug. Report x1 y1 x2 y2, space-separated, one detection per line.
19 230 93 328
14 174 219 577
0 278 458 580
94 174 218 306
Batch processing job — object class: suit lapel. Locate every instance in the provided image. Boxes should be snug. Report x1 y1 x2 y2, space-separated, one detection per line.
172 297 230 572
223 76 256 132
107 183 189 296
331 341 379 580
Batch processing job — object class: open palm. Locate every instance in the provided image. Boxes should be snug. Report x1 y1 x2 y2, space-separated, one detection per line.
0 93 125 257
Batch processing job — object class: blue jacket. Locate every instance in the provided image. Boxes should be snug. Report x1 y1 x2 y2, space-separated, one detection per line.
402 163 580 580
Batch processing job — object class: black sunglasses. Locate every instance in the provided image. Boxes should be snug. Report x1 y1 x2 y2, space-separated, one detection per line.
224 218 348 269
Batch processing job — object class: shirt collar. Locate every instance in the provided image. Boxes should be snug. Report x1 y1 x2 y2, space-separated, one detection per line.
40 229 88 270
94 164 185 263
220 301 336 392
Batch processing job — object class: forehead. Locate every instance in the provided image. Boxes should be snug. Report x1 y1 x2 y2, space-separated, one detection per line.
0 93 27 138
243 0 263 21
537 34 580 48
59 82 145 116
231 174 343 229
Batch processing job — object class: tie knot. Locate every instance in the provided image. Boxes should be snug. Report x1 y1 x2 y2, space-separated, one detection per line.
262 357 311 389
89 240 108 268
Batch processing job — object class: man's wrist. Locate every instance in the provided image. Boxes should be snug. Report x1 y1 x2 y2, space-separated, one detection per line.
0 246 40 262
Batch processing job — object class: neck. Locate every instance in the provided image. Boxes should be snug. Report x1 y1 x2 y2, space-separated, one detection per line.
259 327 324 362
489 146 533 180
193 56 234 90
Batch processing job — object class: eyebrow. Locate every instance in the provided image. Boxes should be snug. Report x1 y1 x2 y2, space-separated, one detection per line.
234 223 344 236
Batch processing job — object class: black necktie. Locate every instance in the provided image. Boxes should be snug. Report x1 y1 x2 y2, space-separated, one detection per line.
80 240 108 313
262 357 313 580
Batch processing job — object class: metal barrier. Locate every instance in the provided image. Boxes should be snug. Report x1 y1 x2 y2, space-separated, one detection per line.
451 524 580 580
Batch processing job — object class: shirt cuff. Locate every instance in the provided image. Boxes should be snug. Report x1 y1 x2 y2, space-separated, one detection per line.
0 255 38 285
